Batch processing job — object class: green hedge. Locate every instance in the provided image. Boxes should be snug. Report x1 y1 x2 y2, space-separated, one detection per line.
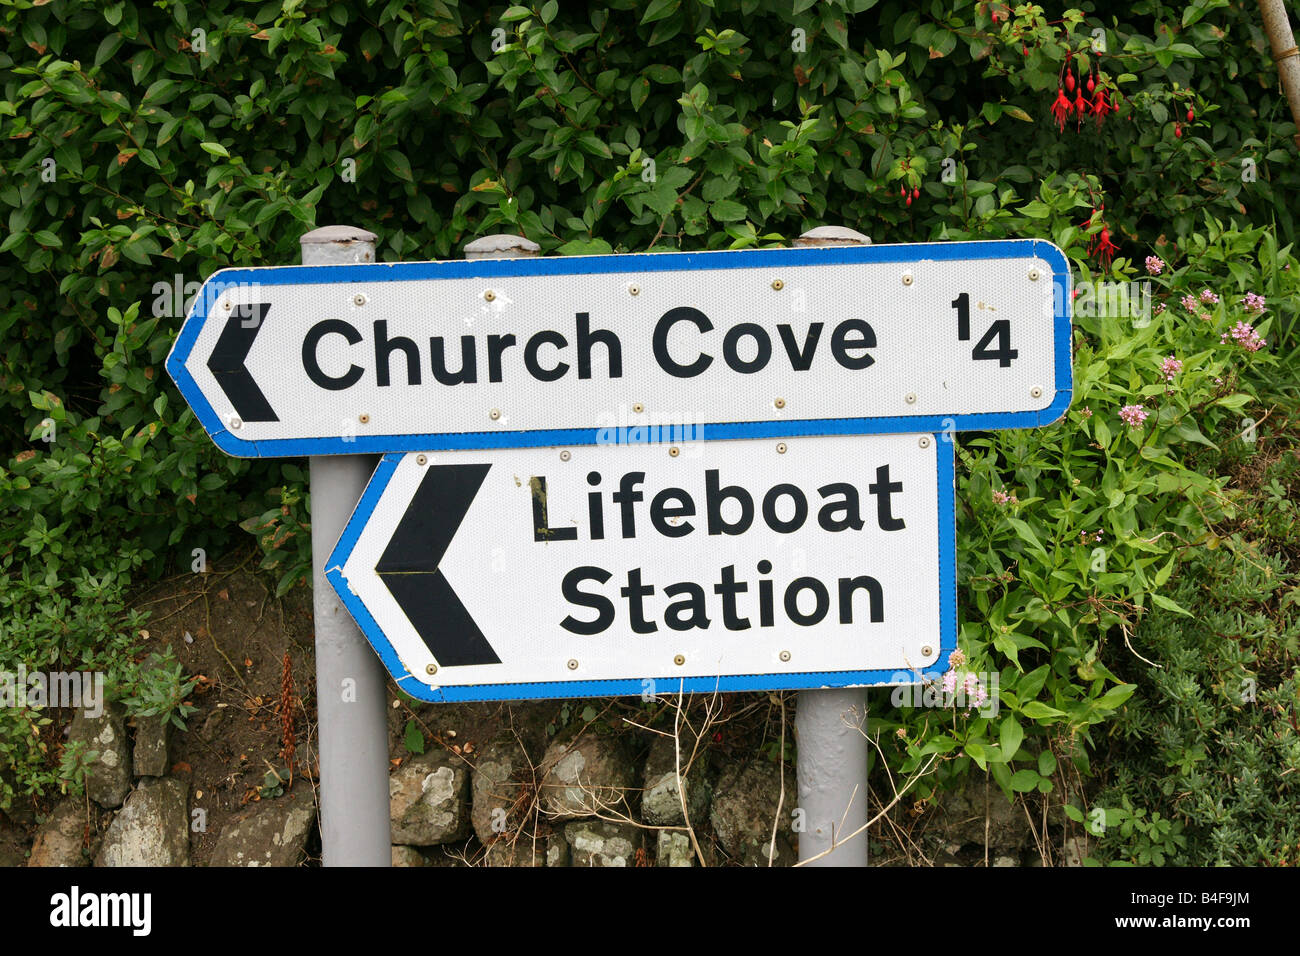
1 0 1297 817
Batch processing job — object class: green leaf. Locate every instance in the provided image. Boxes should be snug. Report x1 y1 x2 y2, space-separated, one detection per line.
1010 769 1041 792
1038 750 1057 776
999 717 1024 761
402 719 425 755
1151 593 1193 616
641 0 679 25
1022 701 1067 720
709 199 748 222
556 237 614 255
200 142 229 158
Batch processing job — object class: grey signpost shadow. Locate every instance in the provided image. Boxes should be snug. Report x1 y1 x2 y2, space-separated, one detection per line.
301 226 391 867
793 225 873 868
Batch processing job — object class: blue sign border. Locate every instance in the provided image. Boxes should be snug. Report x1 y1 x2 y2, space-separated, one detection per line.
167 240 1072 458
325 437 957 702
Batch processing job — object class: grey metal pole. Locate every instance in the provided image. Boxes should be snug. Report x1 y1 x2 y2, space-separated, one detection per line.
794 225 872 867
302 226 392 867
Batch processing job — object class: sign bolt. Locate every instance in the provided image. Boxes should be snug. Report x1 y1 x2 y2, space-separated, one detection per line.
902 272 914 286
673 654 686 666
359 413 370 424
921 646 934 658
484 290 496 302
1028 268 1041 281
1030 386 1043 398
223 300 232 311
918 436 932 449
229 417 242 430
668 446 680 458
632 402 644 414
771 279 784 291
567 659 579 671
426 664 438 675
559 450 571 461
779 650 791 662
776 442 787 454
774 397 786 409
489 408 501 421
905 393 917 404
353 293 367 306
628 284 641 296
416 454 427 466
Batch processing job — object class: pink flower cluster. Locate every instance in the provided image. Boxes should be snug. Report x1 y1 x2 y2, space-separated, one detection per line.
1119 404 1148 427
1160 355 1182 382
1241 292 1266 314
1144 256 1164 275
1080 529 1103 543
940 670 989 710
1181 290 1216 321
992 489 1019 506
1221 321 1266 352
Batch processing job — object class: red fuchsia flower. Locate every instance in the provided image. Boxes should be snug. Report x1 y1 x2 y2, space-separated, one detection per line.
1091 87 1113 128
1145 255 1165 275
1241 292 1266 313
1073 86 1089 127
1160 355 1182 382
1051 87 1072 132
1221 321 1266 352
1089 223 1119 268
1119 404 1149 427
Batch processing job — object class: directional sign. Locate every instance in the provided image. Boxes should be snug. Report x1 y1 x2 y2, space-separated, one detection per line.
166 240 1071 457
325 433 955 702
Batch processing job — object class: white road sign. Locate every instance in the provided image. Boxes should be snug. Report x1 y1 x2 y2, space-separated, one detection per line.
166 240 1071 457
326 432 955 702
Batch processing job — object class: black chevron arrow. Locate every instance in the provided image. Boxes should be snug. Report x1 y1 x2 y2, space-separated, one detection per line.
376 463 501 668
206 302 278 423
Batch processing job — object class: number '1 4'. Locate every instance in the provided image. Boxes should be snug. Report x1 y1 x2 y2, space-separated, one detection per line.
951 292 1018 368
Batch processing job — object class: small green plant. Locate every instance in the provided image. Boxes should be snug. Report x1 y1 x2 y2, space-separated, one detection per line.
402 719 426 756
119 647 199 731
55 738 98 798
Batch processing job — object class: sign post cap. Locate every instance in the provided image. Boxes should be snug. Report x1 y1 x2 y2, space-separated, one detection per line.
463 234 541 259
300 225 379 246
795 225 872 247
